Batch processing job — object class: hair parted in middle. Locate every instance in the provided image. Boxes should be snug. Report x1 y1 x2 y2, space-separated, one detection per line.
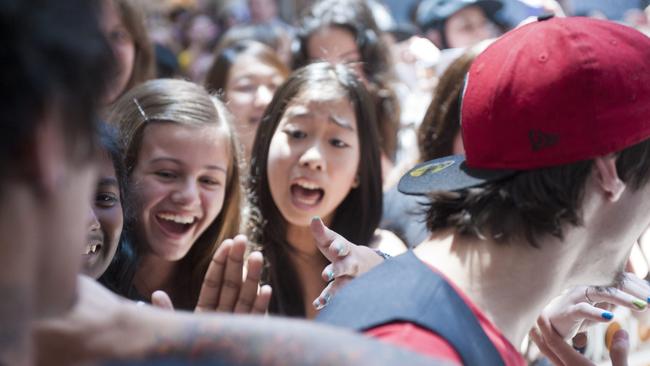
104 78 241 309
247 62 383 317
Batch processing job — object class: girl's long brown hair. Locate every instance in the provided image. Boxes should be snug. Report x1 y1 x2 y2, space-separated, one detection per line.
248 63 382 317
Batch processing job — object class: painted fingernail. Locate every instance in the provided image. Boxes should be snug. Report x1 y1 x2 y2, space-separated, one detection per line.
336 243 346 256
647 296 650 303
633 299 647 310
326 269 335 282
313 294 331 310
312 216 321 222
312 298 322 310
601 311 614 320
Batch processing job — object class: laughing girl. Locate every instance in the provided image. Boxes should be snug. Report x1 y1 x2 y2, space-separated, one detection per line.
103 79 242 309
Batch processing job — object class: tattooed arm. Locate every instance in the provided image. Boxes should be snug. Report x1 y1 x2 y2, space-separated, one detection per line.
34 277 442 366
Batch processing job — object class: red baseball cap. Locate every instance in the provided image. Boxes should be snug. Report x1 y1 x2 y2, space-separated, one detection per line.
399 16 650 195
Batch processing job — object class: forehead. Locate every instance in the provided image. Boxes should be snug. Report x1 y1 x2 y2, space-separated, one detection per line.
448 6 487 24
100 0 122 28
283 90 357 127
307 26 359 58
97 149 117 179
229 55 285 80
139 123 229 166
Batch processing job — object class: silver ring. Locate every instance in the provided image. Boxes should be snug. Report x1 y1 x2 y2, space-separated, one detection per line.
585 287 596 305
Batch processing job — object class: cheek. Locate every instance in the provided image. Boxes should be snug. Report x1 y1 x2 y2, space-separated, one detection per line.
114 41 135 75
133 177 167 216
97 206 124 243
203 189 226 222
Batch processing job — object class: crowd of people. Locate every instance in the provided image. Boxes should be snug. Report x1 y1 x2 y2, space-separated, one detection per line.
3 0 650 365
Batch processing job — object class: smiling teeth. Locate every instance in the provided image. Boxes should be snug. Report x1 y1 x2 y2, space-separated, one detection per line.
157 213 195 224
85 244 101 255
296 181 320 190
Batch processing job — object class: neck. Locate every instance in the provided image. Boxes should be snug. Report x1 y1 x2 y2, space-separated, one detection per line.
414 229 582 347
285 223 329 318
0 188 39 366
134 254 179 301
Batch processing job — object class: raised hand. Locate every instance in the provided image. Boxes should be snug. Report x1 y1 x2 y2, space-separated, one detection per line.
195 235 271 314
152 235 272 314
310 217 384 310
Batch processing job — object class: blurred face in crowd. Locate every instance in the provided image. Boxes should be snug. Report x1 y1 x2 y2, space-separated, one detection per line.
267 89 360 228
225 55 286 159
445 5 496 49
249 0 277 23
100 0 135 104
307 26 365 82
82 151 123 279
130 123 229 261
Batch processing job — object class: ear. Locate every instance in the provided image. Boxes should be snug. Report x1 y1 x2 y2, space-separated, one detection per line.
26 110 66 195
594 155 626 202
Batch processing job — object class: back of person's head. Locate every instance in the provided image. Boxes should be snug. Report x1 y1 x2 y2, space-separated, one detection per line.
1 0 113 179
399 17 650 247
107 79 241 308
417 40 492 161
1 0 113 318
248 62 382 316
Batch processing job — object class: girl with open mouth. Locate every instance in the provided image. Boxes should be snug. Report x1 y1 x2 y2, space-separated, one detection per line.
102 79 243 310
248 62 406 319
82 123 126 279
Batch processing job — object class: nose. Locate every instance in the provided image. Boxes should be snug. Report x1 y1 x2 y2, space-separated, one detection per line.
299 144 326 172
87 206 100 232
254 85 273 108
170 179 201 208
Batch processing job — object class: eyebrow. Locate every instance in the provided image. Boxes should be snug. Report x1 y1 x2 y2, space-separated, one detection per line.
149 157 227 173
98 177 119 187
329 114 355 132
340 50 361 60
284 106 355 132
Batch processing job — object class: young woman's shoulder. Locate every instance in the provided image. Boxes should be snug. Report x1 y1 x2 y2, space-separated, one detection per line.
370 229 407 256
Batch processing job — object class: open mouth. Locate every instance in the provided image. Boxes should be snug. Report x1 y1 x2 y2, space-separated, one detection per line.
290 180 325 208
156 213 197 237
84 242 102 256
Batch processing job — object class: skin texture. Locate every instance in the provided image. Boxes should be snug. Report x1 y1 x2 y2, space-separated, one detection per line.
444 6 496 49
83 152 123 279
100 0 135 104
225 55 285 160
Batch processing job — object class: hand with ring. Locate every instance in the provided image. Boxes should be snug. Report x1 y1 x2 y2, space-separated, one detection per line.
529 273 650 365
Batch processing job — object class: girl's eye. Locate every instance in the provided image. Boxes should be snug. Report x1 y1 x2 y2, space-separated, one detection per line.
284 129 307 139
200 177 222 187
330 139 349 148
110 29 131 43
155 171 177 179
95 193 119 208
233 83 255 93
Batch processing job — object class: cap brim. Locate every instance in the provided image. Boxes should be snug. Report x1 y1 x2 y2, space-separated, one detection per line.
397 155 515 195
